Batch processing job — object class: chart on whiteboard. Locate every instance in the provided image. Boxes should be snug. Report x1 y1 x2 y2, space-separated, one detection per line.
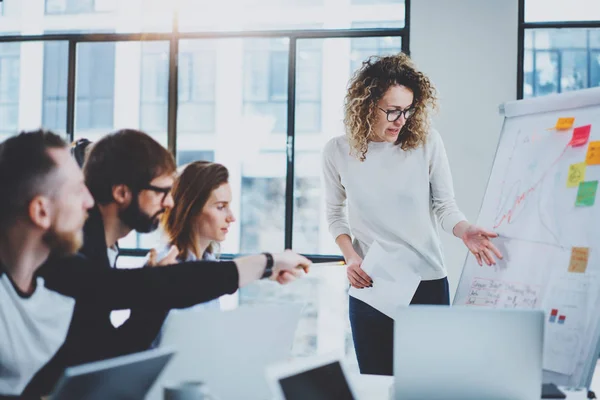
454 106 600 379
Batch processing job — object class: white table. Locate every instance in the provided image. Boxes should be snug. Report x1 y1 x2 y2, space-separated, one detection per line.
351 374 590 400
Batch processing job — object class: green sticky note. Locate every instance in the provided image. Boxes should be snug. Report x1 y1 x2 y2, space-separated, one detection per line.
576 181 599 207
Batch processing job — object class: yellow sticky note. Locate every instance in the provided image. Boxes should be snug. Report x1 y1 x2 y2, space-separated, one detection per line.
556 117 575 130
586 141 600 165
568 247 589 273
567 162 586 188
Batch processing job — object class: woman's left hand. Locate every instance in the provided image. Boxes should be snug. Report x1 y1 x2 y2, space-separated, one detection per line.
459 224 503 266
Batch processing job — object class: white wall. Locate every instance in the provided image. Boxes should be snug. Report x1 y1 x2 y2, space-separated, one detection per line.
411 0 519 299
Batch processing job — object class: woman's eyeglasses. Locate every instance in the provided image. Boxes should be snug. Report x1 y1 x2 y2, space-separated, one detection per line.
378 107 415 122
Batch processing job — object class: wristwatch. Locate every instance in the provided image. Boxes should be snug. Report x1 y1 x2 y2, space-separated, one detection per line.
261 252 274 279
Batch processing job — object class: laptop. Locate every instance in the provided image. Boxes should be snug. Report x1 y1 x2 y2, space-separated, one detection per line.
147 303 303 400
266 354 359 400
50 347 174 400
393 306 544 400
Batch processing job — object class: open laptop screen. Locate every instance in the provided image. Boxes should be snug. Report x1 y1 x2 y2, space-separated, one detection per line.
278 361 355 400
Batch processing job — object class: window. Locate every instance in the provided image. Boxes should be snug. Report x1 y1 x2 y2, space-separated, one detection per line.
76 43 115 131
141 40 218 154
240 176 285 252
140 42 169 135
292 174 322 253
522 1 600 98
296 40 322 133
43 0 170 33
42 41 68 132
45 0 114 14
0 0 16 17
243 38 322 134
523 29 600 98
178 40 217 134
350 22 403 74
243 39 289 134
525 0 600 23
42 40 116 132
178 0 403 32
177 150 215 166
592 50 600 88
0 42 19 139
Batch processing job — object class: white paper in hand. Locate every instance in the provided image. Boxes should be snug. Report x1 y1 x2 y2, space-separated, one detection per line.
349 241 421 319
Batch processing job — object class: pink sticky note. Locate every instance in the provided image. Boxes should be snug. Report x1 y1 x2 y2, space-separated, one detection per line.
571 125 592 147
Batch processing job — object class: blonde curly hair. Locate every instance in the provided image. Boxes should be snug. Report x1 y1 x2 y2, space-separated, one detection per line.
344 53 438 161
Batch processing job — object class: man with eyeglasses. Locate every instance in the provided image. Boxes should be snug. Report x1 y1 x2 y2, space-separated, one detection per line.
41 129 183 366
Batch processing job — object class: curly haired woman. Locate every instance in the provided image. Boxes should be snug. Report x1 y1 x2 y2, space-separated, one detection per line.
322 53 503 375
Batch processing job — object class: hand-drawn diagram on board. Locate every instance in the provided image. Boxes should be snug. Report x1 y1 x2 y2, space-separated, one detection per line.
466 277 539 309
490 127 575 247
454 88 600 387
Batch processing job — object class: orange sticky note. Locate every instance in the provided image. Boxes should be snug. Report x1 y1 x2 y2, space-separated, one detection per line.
555 117 575 130
586 141 600 165
568 247 589 273
570 125 591 147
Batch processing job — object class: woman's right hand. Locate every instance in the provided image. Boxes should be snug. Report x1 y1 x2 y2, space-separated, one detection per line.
346 255 372 289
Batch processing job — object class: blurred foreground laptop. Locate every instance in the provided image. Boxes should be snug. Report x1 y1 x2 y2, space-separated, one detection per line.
393 306 544 400
147 303 302 400
50 347 174 400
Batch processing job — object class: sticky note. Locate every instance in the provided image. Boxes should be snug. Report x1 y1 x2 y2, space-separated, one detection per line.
585 141 600 165
567 162 586 188
555 117 575 130
570 125 591 147
576 181 598 206
568 247 589 273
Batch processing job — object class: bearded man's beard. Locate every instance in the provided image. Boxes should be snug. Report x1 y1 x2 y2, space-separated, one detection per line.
43 227 83 256
119 196 164 233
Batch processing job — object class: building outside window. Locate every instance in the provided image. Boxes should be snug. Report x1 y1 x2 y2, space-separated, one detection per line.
524 29 600 97
523 0 600 98
0 42 19 140
45 0 115 14
350 21 403 73
42 40 115 133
